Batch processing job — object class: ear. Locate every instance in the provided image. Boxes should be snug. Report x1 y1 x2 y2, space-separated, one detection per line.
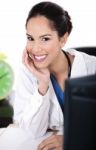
60 32 69 47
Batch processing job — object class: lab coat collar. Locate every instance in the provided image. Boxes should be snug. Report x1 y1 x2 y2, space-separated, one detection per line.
66 49 88 78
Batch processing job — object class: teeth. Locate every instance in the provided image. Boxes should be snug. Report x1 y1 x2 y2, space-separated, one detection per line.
34 55 46 60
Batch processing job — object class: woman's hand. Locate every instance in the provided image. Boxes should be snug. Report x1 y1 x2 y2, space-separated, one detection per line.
22 48 50 95
37 134 63 150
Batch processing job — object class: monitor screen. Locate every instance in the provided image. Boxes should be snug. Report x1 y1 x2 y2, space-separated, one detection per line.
64 74 96 150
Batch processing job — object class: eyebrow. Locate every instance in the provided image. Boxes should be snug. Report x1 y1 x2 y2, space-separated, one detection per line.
26 33 52 38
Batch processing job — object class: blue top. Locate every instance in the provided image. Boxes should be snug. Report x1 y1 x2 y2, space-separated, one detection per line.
50 74 64 112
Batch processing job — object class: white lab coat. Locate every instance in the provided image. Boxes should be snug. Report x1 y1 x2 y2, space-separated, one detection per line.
0 49 96 150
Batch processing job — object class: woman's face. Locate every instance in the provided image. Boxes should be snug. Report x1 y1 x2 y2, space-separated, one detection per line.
26 16 65 69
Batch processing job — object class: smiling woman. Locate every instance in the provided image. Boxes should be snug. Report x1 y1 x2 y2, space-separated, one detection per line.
0 1 96 150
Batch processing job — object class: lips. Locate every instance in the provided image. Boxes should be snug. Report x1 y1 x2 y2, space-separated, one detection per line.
31 54 47 62
34 54 47 59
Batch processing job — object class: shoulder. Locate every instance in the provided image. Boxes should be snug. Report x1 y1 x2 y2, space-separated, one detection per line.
75 50 96 65
66 48 96 75
66 48 96 62
82 53 96 74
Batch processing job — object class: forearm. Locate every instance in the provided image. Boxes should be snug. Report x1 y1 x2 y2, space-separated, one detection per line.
14 89 50 138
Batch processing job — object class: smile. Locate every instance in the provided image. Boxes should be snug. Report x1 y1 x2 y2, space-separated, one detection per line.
34 55 47 60
29 54 47 62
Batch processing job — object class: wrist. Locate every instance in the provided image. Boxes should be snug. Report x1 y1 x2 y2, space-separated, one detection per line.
38 86 49 96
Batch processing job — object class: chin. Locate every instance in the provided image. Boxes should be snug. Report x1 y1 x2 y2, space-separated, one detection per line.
34 64 47 69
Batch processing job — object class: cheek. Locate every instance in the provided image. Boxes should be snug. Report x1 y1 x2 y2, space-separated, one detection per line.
26 42 32 51
48 46 60 61
45 42 58 52
49 43 60 54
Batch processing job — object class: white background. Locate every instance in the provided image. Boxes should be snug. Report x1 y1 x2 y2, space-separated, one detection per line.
0 0 96 88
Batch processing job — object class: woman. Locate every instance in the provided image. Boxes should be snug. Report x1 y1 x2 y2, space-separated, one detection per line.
14 2 73 149
0 1 96 150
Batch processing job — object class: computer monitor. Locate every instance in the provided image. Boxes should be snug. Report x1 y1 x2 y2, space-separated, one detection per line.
64 74 96 150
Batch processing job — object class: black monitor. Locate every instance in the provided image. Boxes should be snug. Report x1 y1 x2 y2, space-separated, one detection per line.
64 74 96 150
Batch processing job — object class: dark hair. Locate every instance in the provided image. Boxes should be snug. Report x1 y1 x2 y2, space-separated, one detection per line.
26 1 73 37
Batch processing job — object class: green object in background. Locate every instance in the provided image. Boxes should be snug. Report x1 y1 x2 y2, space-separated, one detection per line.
0 53 14 127
0 60 14 100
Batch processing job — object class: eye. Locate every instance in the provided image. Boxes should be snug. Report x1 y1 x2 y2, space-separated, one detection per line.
27 36 34 41
42 37 50 41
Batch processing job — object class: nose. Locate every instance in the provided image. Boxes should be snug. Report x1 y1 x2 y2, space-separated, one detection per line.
27 41 41 54
33 43 40 53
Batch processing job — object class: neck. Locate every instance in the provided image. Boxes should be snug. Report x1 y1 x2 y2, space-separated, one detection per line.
49 50 70 90
49 50 69 77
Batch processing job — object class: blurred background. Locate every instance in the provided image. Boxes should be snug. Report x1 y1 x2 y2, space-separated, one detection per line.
0 0 96 89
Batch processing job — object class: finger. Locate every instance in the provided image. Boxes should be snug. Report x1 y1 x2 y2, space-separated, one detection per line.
24 54 41 76
38 142 56 150
38 137 59 150
41 134 58 144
